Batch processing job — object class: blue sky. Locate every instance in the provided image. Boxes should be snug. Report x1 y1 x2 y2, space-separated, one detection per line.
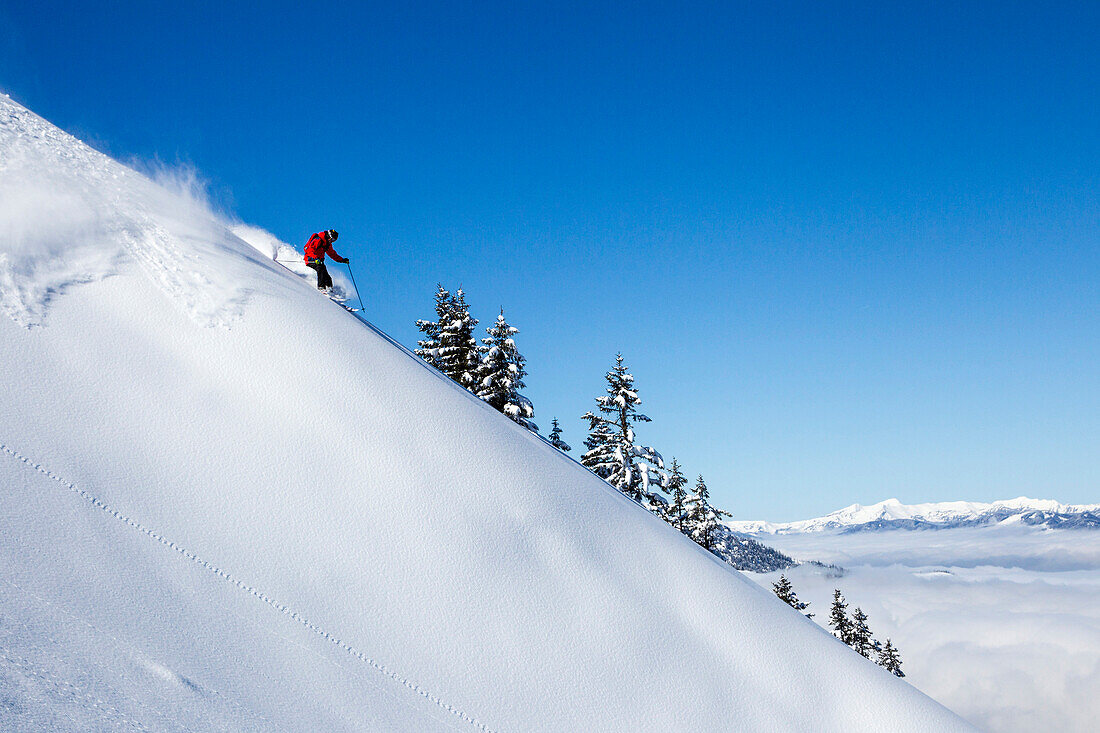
3 1 1097 520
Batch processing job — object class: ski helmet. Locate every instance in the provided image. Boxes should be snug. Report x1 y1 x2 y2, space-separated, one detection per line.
327 229 339 241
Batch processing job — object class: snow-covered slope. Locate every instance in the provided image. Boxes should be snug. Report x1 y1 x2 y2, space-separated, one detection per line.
0 95 969 731
731 497 1100 534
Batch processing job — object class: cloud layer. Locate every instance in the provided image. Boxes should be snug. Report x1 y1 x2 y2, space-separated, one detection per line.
752 527 1100 732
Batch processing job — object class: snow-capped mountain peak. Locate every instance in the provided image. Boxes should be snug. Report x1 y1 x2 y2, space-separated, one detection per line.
730 496 1100 534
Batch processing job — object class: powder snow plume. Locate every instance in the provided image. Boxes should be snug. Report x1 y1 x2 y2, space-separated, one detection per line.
0 95 256 327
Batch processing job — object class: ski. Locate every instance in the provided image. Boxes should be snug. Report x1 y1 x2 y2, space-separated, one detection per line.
272 250 364 313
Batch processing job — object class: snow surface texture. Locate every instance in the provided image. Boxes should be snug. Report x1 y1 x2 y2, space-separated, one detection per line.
0 95 970 731
730 496 1100 534
752 527 1100 732
0 97 252 328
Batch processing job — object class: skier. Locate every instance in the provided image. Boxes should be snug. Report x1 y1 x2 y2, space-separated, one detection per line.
303 229 348 291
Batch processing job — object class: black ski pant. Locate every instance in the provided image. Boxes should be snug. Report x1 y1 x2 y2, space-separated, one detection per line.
306 260 332 290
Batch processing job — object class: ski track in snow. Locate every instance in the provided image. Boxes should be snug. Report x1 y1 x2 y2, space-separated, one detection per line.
0 622 194 733
0 576 282 733
0 96 251 328
0 643 152 732
0 442 495 733
119 223 251 330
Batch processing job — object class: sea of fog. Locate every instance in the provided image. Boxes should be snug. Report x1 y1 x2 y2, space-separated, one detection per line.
750 525 1100 732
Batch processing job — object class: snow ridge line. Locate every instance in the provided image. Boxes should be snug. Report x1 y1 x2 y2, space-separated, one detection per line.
0 443 496 733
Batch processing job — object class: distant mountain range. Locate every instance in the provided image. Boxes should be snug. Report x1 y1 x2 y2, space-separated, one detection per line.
729 497 1100 534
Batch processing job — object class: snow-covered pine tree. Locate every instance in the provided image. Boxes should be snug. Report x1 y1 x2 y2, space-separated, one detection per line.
829 589 853 645
474 309 536 432
580 354 666 502
685 475 731 551
849 607 875 658
581 414 616 481
548 418 571 452
435 288 481 389
664 458 689 532
877 639 905 677
772 575 813 618
415 284 452 371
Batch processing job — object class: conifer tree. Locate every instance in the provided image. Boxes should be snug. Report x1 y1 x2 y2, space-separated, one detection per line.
581 415 617 482
415 284 452 371
772 575 813 618
548 418 571 452
580 354 666 502
877 639 905 677
829 589 853 645
474 309 536 431
664 458 689 532
850 607 875 658
685 475 731 551
435 288 481 389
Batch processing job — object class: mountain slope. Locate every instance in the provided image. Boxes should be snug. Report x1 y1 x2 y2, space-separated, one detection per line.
0 94 970 731
731 497 1100 534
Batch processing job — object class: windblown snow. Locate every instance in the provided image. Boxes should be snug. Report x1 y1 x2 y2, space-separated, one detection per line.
0 95 970 731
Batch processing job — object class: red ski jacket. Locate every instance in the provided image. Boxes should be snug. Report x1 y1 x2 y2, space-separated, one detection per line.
304 232 347 264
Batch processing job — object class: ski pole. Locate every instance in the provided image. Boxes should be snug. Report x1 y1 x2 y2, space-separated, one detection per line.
344 261 362 309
